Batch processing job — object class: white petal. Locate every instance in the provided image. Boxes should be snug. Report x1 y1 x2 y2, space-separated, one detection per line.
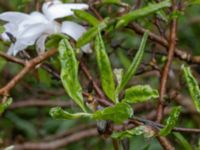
0 12 29 24
4 23 18 37
0 32 10 41
19 23 53 39
7 40 31 56
61 21 91 53
36 34 48 53
18 12 49 32
0 23 17 41
7 23 53 55
61 21 86 40
42 2 88 20
81 43 92 53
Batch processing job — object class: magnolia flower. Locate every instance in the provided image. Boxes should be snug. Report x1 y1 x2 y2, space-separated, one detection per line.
0 0 91 56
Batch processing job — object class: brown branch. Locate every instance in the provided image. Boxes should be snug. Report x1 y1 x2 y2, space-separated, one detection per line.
80 61 106 99
13 128 98 150
128 23 200 64
0 51 25 66
0 48 57 97
131 117 200 133
43 123 96 141
156 3 178 123
9 99 73 109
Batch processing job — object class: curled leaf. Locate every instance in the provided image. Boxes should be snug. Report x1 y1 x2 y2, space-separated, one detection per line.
50 107 91 120
160 106 181 136
115 32 148 97
59 39 87 112
122 85 159 104
183 66 200 112
92 102 133 124
112 125 155 140
95 31 116 102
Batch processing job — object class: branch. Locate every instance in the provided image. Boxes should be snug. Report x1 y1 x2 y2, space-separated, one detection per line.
0 48 57 97
9 99 73 109
13 128 98 150
156 2 178 122
128 23 200 64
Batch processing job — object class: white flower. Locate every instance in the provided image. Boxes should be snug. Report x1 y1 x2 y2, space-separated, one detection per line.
0 0 91 56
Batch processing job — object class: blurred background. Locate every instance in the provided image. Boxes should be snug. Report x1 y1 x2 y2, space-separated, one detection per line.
0 0 200 149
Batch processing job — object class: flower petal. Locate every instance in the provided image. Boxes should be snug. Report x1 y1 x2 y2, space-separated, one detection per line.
81 43 92 53
61 21 91 53
61 21 86 40
0 12 29 24
7 23 54 55
36 34 48 53
42 1 88 20
17 12 49 33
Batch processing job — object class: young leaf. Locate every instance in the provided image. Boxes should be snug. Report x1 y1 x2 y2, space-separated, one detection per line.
50 107 91 120
92 102 133 124
115 32 148 96
112 125 155 140
58 39 87 112
160 106 181 136
116 0 171 27
0 98 12 115
122 85 159 104
183 66 200 112
73 10 100 26
95 32 116 102
76 18 109 48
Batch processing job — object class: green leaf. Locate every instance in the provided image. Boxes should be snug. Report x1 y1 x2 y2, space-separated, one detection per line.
58 39 87 112
160 106 181 136
73 10 100 26
112 125 155 140
0 26 5 34
76 18 109 48
95 32 116 102
50 107 91 120
122 85 159 104
115 32 148 97
173 133 193 150
183 66 200 112
92 102 133 123
101 0 129 7
116 0 171 27
0 98 12 115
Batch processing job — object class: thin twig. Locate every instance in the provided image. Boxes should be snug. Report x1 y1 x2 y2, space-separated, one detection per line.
0 48 57 97
128 23 200 64
13 128 98 150
156 2 178 123
9 99 73 109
